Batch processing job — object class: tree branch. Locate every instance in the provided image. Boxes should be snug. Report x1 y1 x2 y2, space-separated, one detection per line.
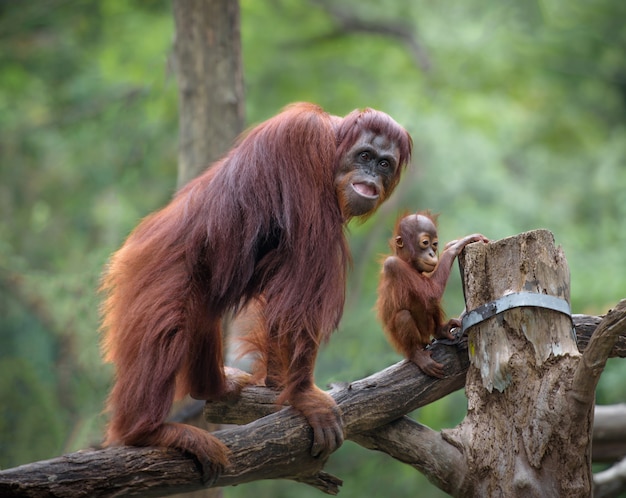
307 0 432 72
571 300 626 413
594 457 626 498
594 404 626 462
352 417 467 495
0 346 467 498
1 313 623 497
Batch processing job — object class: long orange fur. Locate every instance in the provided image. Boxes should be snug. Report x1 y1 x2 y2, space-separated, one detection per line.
101 102 412 473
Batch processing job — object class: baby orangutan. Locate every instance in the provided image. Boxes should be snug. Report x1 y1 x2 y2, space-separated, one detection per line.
376 211 488 377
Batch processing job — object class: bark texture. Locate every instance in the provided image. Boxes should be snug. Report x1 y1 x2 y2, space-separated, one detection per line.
442 230 612 497
172 0 244 187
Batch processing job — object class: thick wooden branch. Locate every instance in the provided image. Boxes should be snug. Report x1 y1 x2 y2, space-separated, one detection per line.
351 417 467 495
594 457 626 498
1 312 623 497
0 349 466 498
571 300 626 411
204 342 468 429
574 314 626 357
594 404 626 462
0 446 203 498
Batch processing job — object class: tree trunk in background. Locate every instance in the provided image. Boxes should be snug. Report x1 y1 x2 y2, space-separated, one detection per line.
172 0 244 187
171 1 244 496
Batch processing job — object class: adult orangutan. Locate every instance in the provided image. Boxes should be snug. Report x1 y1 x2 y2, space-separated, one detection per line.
376 211 488 378
100 102 412 477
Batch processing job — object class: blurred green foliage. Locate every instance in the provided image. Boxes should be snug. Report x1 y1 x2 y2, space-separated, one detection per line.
1 0 625 496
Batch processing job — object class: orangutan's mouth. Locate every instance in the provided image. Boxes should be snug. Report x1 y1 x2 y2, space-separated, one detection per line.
351 182 379 199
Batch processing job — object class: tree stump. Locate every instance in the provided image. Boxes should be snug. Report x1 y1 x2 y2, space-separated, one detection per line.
443 230 590 497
